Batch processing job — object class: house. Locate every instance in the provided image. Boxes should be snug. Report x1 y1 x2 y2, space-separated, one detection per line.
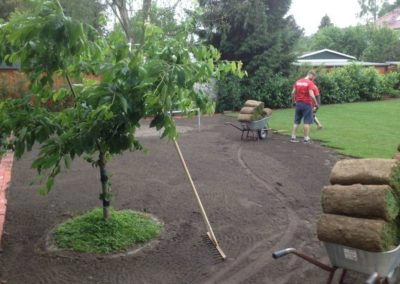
295 49 356 67
294 49 399 73
376 8 400 30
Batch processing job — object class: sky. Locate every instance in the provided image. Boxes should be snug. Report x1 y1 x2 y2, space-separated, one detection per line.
288 0 364 36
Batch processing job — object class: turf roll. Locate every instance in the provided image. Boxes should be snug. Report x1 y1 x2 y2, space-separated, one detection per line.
317 213 397 252
321 184 399 221
263 108 273 117
329 159 398 186
237 113 252 122
244 100 264 108
239 106 255 114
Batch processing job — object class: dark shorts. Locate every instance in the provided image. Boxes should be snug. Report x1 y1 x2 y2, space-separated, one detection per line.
294 102 313 124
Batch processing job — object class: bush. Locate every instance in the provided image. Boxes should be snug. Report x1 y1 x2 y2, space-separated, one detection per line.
315 72 340 104
383 71 400 98
315 65 384 104
253 73 292 109
358 67 384 101
216 75 243 112
216 70 293 112
330 66 361 102
216 64 393 112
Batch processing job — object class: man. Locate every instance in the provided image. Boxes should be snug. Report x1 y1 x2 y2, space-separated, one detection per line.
290 70 319 144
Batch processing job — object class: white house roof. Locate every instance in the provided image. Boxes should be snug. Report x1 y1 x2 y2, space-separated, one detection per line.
293 60 390 67
298 49 357 60
293 49 396 67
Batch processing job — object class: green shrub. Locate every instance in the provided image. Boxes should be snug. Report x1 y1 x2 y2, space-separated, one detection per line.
383 71 400 98
252 70 292 108
315 72 340 104
215 64 394 112
359 67 384 101
331 66 361 102
216 75 243 112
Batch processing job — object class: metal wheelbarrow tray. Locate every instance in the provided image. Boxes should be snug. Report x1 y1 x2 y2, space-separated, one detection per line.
226 116 271 140
273 242 400 283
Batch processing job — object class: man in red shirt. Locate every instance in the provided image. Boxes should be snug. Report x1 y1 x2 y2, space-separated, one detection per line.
290 70 319 143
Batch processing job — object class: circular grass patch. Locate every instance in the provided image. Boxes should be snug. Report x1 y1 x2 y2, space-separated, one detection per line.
54 208 162 254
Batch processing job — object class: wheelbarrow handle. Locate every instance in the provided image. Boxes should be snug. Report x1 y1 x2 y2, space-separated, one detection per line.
224 122 243 131
365 272 379 284
272 248 296 259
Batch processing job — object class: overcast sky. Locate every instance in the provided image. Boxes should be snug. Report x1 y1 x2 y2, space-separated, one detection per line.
288 0 376 36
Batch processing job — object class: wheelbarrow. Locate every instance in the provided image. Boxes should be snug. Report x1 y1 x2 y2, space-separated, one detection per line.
225 116 271 140
273 242 400 283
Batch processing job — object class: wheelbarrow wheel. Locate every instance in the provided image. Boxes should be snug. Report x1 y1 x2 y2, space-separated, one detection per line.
258 129 268 140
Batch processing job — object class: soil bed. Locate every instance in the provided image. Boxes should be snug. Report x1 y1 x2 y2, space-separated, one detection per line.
0 115 367 283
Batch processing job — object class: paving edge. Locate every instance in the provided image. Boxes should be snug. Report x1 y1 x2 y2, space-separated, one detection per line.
0 152 14 251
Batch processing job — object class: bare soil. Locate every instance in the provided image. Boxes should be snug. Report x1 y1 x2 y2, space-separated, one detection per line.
0 114 367 283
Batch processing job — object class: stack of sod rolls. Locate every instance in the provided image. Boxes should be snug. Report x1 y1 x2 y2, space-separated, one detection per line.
237 100 272 122
317 158 400 252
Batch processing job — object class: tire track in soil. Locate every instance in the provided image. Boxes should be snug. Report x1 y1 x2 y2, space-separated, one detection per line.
203 145 301 284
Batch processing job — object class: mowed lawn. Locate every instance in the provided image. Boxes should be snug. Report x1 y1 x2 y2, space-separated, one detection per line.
268 99 400 158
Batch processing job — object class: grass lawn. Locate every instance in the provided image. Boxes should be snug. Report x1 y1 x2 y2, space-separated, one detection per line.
228 99 400 158
54 208 162 254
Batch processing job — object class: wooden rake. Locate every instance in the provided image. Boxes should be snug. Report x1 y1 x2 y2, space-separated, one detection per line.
173 138 226 260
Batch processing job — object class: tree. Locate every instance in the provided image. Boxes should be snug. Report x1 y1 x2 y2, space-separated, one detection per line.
358 0 385 22
59 0 107 31
0 0 243 220
307 24 400 62
197 0 301 76
0 0 107 31
361 26 400 61
0 0 31 20
378 0 400 17
311 26 344 52
340 26 368 59
318 14 333 30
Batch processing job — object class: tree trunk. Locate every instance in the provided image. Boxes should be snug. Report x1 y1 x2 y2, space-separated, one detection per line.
322 184 399 221
317 213 397 252
108 0 135 46
141 0 151 46
329 159 398 185
98 151 111 220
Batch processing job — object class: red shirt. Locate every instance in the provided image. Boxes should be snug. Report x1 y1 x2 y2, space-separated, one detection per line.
310 81 320 96
293 78 314 106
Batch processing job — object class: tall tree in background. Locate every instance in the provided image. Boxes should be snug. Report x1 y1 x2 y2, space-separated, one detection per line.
379 0 400 17
0 0 31 20
198 0 301 76
60 0 107 31
318 14 333 30
358 0 384 22
311 26 344 51
0 0 107 31
307 24 400 61
362 26 400 61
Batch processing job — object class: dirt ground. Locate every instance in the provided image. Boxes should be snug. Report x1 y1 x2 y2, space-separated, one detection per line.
0 114 368 283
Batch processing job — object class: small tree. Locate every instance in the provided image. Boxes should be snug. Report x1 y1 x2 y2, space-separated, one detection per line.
318 14 333 30
0 0 243 220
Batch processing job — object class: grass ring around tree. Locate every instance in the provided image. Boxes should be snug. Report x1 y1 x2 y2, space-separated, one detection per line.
50 208 162 255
